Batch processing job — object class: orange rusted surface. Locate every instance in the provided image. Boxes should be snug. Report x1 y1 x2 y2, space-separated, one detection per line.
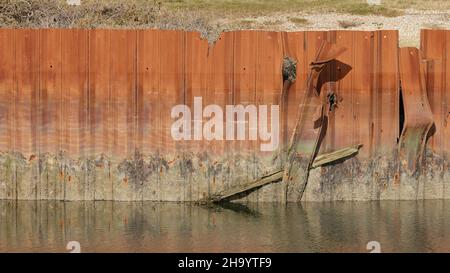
205 32 234 198
61 29 88 157
398 47 434 175
375 30 400 155
15 29 39 158
0 29 15 153
89 29 111 157
255 31 283 159
14 29 40 200
3 28 450 202
0 28 401 201
160 30 184 157
185 31 208 154
207 32 234 158
446 31 450 158
282 32 307 147
111 30 136 158
421 29 450 157
40 29 63 155
282 39 347 202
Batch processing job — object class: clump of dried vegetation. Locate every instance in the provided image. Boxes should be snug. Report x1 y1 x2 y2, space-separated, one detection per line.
282 56 297 83
0 0 161 27
0 0 447 43
0 0 224 42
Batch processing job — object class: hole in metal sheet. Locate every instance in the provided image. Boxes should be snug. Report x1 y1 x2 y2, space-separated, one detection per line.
282 56 297 83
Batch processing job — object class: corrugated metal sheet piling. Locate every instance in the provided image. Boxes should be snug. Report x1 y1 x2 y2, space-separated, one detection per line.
0 28 449 202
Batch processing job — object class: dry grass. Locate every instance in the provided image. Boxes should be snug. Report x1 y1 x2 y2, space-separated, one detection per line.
340 3 403 17
0 1 448 29
1 0 445 29
0 0 162 28
0 0 447 43
0 0 224 42
164 0 449 16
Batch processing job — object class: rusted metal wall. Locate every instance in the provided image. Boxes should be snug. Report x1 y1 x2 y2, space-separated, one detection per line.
0 28 448 201
285 30 400 201
419 29 450 199
421 29 450 156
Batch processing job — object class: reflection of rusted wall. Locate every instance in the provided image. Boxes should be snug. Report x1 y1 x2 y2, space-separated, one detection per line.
1 200 449 252
0 28 448 201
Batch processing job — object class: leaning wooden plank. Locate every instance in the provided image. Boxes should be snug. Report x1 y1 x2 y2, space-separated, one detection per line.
311 144 363 169
199 143 362 203
202 170 283 203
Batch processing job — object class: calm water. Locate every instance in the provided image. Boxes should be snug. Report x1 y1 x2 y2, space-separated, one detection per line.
0 200 449 253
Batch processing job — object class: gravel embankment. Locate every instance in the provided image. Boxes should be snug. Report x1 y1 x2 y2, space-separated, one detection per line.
221 9 449 46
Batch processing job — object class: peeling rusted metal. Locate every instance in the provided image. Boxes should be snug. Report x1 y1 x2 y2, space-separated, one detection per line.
282 40 347 202
398 47 434 175
0 28 449 201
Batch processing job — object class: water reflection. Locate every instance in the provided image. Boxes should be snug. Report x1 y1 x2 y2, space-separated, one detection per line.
0 200 449 252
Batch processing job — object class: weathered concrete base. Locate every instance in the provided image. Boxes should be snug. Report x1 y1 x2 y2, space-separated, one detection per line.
301 151 450 201
0 149 449 202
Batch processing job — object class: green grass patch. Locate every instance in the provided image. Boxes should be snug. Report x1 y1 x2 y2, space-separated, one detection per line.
163 0 448 17
340 3 403 17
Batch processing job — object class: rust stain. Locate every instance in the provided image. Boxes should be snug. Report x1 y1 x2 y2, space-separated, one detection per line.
0 28 448 201
420 29 449 157
398 47 434 175
282 39 348 202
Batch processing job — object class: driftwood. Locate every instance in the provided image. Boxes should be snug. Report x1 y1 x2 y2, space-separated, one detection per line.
201 144 362 203
311 144 363 168
201 170 283 203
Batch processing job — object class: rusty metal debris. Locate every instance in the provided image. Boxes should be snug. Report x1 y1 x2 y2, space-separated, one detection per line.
398 47 434 175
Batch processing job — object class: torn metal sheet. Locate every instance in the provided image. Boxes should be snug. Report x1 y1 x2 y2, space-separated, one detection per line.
398 47 434 175
282 40 347 202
